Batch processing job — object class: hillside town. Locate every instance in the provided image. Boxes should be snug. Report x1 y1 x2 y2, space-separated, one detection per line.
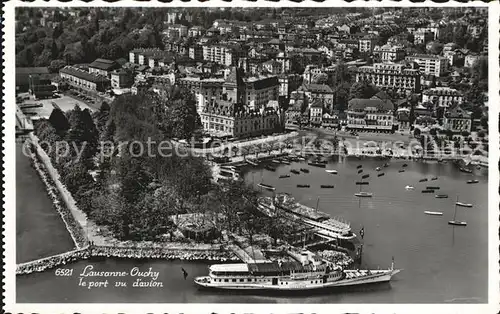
17 7 488 142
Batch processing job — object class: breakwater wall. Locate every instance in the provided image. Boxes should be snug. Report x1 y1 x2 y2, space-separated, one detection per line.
16 245 238 276
26 137 89 249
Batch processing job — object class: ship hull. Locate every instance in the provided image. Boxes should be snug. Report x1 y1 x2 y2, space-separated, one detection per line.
194 270 400 291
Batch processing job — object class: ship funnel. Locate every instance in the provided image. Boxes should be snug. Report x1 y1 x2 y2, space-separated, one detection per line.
300 250 309 266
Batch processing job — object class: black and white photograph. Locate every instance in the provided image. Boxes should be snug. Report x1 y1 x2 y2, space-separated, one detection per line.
4 1 499 313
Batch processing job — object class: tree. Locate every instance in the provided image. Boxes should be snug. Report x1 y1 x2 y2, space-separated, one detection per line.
349 81 377 100
429 42 444 55
48 107 70 134
162 91 201 140
48 59 66 73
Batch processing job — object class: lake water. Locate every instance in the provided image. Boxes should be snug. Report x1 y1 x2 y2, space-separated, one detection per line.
16 145 488 303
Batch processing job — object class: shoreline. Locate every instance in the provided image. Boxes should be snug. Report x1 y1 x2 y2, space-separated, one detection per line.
16 245 238 276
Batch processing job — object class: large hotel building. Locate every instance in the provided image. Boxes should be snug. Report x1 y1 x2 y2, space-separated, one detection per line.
355 63 421 95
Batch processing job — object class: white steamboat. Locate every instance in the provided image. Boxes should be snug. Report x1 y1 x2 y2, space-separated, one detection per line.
195 251 400 291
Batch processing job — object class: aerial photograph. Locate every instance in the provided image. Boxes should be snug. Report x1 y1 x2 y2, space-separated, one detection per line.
14 6 489 304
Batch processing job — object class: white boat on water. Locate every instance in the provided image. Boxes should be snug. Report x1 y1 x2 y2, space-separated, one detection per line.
405 185 414 190
449 197 467 226
424 211 443 216
325 169 338 174
258 183 276 191
194 255 400 291
355 192 373 197
456 202 473 208
258 194 357 241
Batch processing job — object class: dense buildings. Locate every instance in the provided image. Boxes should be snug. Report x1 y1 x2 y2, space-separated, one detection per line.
59 66 110 92
373 44 405 63
88 59 120 77
355 63 421 94
347 98 395 133
442 104 472 133
422 87 464 109
405 54 449 77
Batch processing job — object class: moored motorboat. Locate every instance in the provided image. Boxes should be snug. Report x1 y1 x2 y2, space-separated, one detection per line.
421 189 433 193
448 220 467 226
431 177 438 181
357 165 362 169
459 167 473 174
290 169 301 174
466 179 479 184
405 185 414 190
357 169 363 174
419 178 428 182
272 159 281 164
325 169 338 174
435 194 449 199
456 202 473 208
355 181 369 185
280 160 291 165
297 184 310 188
246 159 259 166
402 163 408 167
398 169 405 173
279 174 290 179
377 173 385 177
300 168 310 173
361 174 369 179
426 186 440 190
375 167 381 171
424 211 443 216
320 185 335 189
355 192 373 197
258 183 276 191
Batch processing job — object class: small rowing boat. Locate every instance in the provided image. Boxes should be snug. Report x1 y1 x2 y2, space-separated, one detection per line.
355 181 369 185
320 185 334 189
290 169 300 174
280 160 291 165
459 167 473 174
402 164 408 168
300 168 309 173
258 183 275 191
355 192 373 197
456 202 473 208
421 190 433 193
398 169 405 173
426 186 440 190
435 194 448 199
377 173 385 177
357 169 363 174
375 167 381 171
448 220 467 226
466 179 479 184
383 163 389 167
325 169 338 174
361 174 370 179
419 178 428 182
357 165 362 169
297 184 310 188
424 211 443 216
431 177 438 181
272 159 281 164
279 174 290 179
246 159 259 166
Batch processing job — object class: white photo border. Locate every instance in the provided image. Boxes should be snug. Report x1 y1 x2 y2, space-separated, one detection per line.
3 1 499 313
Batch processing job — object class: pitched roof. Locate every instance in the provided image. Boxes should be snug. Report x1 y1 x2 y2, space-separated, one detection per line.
60 66 110 84
310 99 324 108
302 83 333 94
89 58 119 71
348 98 394 111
